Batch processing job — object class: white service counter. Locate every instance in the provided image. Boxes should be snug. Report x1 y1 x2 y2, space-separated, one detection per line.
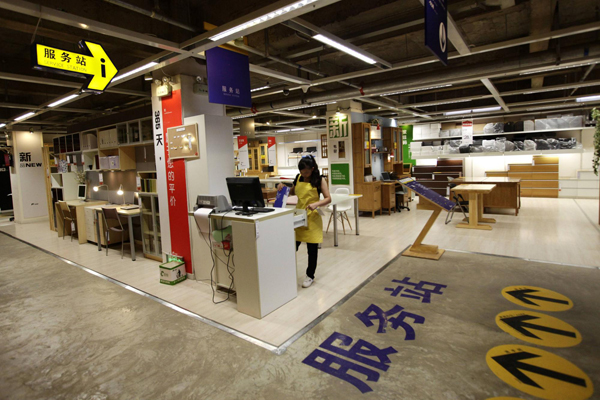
210 208 299 319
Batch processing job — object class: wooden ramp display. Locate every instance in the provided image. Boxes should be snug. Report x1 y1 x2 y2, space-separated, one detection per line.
399 177 456 260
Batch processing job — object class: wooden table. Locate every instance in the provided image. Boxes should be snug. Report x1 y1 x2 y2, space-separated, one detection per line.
55 200 107 244
451 184 497 230
452 177 521 216
91 205 141 261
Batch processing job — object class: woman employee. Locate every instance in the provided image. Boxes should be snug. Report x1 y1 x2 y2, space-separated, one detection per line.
278 155 331 288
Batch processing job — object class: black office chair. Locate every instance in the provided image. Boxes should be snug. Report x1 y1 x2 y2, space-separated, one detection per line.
445 177 469 224
395 188 410 212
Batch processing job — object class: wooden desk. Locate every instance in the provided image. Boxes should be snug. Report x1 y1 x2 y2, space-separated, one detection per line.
55 200 107 244
381 175 412 215
261 188 278 202
453 177 521 215
91 205 141 261
451 184 497 230
381 183 397 215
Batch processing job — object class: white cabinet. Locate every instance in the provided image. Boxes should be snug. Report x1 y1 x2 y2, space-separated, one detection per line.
99 128 118 148
84 207 98 243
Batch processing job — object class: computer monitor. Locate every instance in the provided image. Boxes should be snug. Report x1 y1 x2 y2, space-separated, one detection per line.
77 184 86 200
381 172 391 181
226 177 265 215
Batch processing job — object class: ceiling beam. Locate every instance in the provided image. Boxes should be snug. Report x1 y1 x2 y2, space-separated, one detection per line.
529 0 558 89
481 79 510 112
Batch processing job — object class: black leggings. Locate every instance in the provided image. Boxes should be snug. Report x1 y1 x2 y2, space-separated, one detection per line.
296 241 319 279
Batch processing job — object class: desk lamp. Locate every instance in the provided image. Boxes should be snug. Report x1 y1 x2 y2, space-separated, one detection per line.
93 184 109 202
117 184 125 205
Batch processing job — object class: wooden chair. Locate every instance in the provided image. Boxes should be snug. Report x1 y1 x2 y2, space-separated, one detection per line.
57 201 76 241
101 207 128 259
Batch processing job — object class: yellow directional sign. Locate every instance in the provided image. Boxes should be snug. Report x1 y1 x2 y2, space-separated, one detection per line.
486 345 593 400
32 41 118 93
501 286 573 312
496 310 581 348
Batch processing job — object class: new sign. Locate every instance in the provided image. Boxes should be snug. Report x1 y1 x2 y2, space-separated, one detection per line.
32 41 118 93
424 0 448 65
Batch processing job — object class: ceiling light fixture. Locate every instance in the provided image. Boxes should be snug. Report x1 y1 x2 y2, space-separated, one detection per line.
576 95 600 103
526 104 581 111
144 73 153 81
48 94 80 108
444 109 471 116
209 0 319 41
276 129 291 133
380 84 452 97
112 62 159 82
519 61 600 76
0 123 5 129
312 34 376 65
286 101 336 111
290 128 305 131
14 112 35 121
251 85 270 92
473 106 502 113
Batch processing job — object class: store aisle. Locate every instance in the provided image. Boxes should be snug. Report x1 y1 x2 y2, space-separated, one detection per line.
1 233 598 399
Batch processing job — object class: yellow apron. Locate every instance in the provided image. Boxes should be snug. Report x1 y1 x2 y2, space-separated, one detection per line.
295 180 323 244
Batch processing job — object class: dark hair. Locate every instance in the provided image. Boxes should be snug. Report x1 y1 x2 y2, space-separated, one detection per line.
297 155 321 189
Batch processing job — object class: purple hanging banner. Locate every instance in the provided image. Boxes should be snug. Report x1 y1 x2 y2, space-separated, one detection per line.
206 47 252 108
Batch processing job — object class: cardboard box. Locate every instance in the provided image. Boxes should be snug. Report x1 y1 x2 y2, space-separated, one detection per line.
159 260 186 285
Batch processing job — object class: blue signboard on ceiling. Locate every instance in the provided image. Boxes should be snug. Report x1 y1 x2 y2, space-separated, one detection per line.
424 0 448 66
206 47 252 108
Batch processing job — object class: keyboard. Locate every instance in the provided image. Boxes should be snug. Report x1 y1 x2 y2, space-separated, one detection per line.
251 207 275 213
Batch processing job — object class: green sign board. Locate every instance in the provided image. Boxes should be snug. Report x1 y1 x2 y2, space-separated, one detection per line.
330 163 350 185
328 114 349 138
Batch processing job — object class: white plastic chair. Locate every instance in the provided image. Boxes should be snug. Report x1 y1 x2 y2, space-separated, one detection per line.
325 188 353 234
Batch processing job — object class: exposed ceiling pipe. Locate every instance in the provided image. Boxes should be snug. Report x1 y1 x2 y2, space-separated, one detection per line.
229 43 600 116
102 0 198 32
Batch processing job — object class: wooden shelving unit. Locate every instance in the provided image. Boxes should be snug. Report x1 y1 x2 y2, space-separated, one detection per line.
352 123 381 218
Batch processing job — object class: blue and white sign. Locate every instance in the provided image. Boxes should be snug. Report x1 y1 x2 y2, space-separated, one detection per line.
206 47 252 108
424 0 448 66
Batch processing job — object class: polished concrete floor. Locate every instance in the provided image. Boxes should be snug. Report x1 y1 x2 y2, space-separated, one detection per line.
1 232 598 399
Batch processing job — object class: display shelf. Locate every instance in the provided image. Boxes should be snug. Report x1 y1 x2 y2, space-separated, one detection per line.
411 127 588 142
411 148 583 159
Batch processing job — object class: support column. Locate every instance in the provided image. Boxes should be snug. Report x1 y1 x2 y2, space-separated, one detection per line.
9 131 47 224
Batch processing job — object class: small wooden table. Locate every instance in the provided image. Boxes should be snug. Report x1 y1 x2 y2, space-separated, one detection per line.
451 184 497 230
453 177 521 215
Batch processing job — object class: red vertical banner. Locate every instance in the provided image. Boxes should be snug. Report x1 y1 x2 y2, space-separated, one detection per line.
161 90 193 274
267 136 276 167
237 136 249 170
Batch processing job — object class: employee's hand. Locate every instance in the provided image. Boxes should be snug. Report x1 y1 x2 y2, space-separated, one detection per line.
277 183 285 191
306 203 318 211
